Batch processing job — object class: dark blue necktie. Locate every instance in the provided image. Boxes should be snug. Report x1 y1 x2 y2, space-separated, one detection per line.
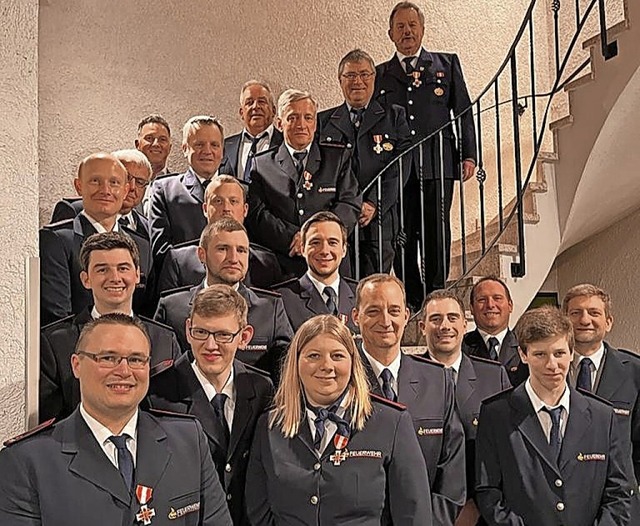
542 406 563 461
380 368 397 402
211 393 230 451
323 286 338 316
487 336 500 361
350 107 364 130
309 398 351 451
576 357 593 392
293 151 307 178
243 132 266 182
403 56 416 74
109 434 134 492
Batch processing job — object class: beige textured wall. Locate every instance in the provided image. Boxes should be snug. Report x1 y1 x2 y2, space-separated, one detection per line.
0 0 39 442
555 206 640 352
38 0 533 223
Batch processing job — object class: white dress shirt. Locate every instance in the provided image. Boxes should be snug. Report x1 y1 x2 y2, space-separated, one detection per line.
361 347 402 395
524 379 571 443
192 362 236 432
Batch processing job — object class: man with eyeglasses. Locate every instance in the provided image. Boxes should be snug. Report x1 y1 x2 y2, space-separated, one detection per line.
39 231 181 423
218 80 283 182
1 313 233 526
148 285 274 525
318 48 411 277
43 150 156 319
155 217 293 383
376 2 477 309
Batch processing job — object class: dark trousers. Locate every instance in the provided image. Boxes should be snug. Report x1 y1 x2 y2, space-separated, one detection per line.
394 175 454 309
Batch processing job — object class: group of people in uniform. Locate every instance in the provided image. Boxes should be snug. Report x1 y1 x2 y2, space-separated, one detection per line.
0 1 638 525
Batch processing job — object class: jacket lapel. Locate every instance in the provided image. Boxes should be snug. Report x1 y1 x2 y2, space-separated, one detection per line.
275 143 298 183
184 170 205 204
385 54 410 84
358 101 386 137
596 344 624 399
300 274 328 315
559 388 591 472
456 354 476 411
305 142 321 178
337 279 354 317
500 330 521 369
359 348 383 396
174 355 228 451
397 355 420 403
510 385 561 476
228 361 256 459
134 412 172 498
329 104 356 142
63 409 133 506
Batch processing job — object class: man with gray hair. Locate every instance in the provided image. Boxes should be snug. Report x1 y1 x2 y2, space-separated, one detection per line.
218 80 283 181
318 48 412 277
149 115 225 258
247 88 361 278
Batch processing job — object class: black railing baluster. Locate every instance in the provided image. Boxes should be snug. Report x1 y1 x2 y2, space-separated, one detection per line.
529 15 538 147
598 0 618 59
552 0 561 75
377 177 383 272
458 114 467 276
510 53 526 278
397 156 406 281
575 0 580 30
354 223 360 281
475 100 487 254
438 131 447 288
418 142 428 299
494 81 504 230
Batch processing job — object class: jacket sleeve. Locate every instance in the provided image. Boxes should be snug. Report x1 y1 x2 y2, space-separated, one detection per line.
431 370 467 525
596 409 634 526
450 53 477 164
0 447 41 525
39 228 73 325
475 403 525 525
331 152 362 235
388 410 434 525
39 332 63 422
247 170 299 255
148 181 173 259
156 251 181 297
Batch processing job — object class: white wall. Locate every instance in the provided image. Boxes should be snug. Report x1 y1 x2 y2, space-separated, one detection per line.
38 0 533 223
0 0 39 443
555 206 640 352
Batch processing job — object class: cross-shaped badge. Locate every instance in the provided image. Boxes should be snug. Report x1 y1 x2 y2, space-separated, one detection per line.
136 504 156 525
330 450 348 466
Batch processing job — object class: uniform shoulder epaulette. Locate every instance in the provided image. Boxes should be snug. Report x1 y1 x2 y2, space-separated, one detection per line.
406 354 445 368
271 277 298 290
42 217 74 230
138 315 176 332
146 408 197 420
370 393 407 411
616 348 640 361
577 388 613 406
41 314 76 331
469 354 503 366
3 418 56 447
319 140 348 149
172 238 199 250
159 284 193 298
482 386 515 404
253 147 277 159
249 286 282 298
149 358 174 378
249 241 274 253
343 276 359 286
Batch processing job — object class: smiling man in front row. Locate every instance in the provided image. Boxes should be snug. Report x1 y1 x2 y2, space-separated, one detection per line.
475 306 634 525
0 314 232 525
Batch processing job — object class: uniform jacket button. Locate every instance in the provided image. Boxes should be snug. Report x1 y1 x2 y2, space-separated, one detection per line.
299 209 304 215
310 495 318 505
556 502 565 511
313 463 321 471
225 463 232 473
554 479 562 487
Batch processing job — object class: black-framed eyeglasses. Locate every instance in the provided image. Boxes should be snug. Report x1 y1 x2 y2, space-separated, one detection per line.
76 350 151 369
128 175 150 189
341 72 375 81
188 327 242 343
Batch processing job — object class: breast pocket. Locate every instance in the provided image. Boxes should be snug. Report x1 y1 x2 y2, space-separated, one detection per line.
166 490 201 525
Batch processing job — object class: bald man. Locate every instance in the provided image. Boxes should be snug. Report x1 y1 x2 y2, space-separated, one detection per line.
40 153 132 324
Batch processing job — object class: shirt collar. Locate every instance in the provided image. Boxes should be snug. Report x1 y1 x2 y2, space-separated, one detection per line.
81 210 119 233
306 271 340 299
91 306 135 319
345 102 368 114
243 124 274 142
525 378 571 416
80 403 138 445
478 327 509 348
191 361 236 403
361 346 402 382
573 342 606 372
449 351 463 374
188 166 217 186
204 277 240 291
395 47 425 65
